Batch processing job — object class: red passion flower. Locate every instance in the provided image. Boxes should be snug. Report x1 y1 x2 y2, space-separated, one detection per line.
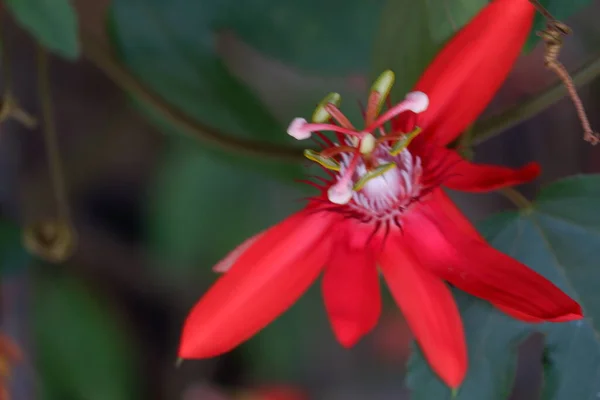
179 0 583 388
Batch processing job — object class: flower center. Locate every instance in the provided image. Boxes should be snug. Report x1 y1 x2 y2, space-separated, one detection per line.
286 70 429 216
339 142 423 218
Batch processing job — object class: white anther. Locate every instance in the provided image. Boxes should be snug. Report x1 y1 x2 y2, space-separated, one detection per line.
404 91 429 113
287 118 311 140
359 133 376 155
327 181 353 205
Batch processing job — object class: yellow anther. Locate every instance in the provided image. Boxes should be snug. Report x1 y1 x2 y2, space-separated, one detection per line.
303 149 341 171
389 127 422 156
312 92 342 123
353 162 397 191
370 70 395 116
359 133 376 155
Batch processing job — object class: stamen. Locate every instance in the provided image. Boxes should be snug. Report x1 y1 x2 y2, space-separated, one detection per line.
287 118 364 140
389 127 423 156
353 162 397 191
320 145 355 158
325 103 355 129
367 91 429 132
303 149 341 171
327 151 361 204
327 181 354 205
359 133 377 155
365 91 381 127
366 70 395 125
287 118 312 140
312 92 342 123
294 72 428 211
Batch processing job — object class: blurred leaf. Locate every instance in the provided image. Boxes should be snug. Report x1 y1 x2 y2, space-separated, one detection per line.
242 285 328 382
35 273 139 400
372 0 485 99
427 0 486 46
372 0 437 100
526 0 593 51
147 136 302 280
407 175 600 399
0 221 29 276
214 32 367 131
138 102 305 181
5 0 79 59
407 291 526 400
109 0 384 179
222 1 385 74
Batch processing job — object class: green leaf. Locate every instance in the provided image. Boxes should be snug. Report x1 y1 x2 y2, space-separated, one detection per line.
109 0 384 179
147 135 303 280
426 0 487 46
0 221 30 276
5 0 79 59
242 284 329 382
372 0 485 99
407 175 600 400
526 0 594 51
35 273 139 400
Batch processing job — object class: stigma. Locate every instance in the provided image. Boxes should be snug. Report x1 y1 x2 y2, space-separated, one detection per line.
286 70 429 207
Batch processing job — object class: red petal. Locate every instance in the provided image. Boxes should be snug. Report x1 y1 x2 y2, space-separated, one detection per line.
414 0 535 146
179 210 336 359
494 304 582 323
420 190 579 323
402 196 583 322
322 233 380 348
213 230 266 273
255 386 308 400
440 148 541 192
379 236 467 389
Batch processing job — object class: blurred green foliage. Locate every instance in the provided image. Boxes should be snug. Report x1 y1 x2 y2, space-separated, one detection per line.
35 272 141 400
373 0 486 98
4 0 79 59
3 0 597 398
0 221 29 276
146 135 303 280
108 0 387 179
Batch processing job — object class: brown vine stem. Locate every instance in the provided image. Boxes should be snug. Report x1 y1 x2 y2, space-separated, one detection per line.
22 47 78 263
471 54 600 146
37 47 70 221
79 33 304 162
499 187 533 210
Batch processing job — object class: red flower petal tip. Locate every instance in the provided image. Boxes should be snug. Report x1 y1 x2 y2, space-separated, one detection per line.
555 312 585 323
521 162 541 180
499 301 584 323
332 320 365 348
553 300 584 322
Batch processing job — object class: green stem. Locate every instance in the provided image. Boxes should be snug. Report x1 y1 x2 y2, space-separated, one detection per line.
472 55 600 145
499 187 532 210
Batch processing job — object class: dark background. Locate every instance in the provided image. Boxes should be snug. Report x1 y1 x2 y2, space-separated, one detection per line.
2 1 600 399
